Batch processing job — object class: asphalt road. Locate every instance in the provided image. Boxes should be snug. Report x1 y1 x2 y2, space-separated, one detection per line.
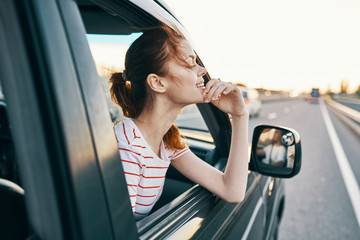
248 98 360 239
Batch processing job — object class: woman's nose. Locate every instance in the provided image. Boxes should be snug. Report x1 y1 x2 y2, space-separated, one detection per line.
197 65 207 77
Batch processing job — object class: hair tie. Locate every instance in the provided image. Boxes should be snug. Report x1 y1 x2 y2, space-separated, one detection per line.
122 70 131 89
122 70 128 82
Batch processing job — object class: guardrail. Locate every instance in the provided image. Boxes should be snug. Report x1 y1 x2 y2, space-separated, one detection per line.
324 95 360 137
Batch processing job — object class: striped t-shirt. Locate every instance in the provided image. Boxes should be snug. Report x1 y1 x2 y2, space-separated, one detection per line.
114 117 189 220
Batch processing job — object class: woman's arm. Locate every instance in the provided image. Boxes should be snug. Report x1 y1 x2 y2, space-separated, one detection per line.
171 79 249 202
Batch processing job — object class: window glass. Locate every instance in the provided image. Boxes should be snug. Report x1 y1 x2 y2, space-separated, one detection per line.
87 34 209 133
175 104 208 132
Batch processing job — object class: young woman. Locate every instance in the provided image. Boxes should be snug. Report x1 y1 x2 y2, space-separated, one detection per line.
110 25 249 220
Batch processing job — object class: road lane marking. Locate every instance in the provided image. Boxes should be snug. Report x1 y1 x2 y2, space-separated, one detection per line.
320 99 360 227
241 197 263 240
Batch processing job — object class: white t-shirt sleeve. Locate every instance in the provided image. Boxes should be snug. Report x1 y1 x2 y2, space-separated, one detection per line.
169 147 190 161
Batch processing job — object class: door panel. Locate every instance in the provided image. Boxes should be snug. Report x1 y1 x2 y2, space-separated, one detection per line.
202 172 265 240
0 0 122 238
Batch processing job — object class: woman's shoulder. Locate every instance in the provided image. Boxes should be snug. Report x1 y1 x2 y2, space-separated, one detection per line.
114 117 140 145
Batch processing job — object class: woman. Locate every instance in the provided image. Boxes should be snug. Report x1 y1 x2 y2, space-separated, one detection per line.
110 25 249 220
258 129 287 167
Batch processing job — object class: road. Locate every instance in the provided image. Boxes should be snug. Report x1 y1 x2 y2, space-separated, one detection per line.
248 98 360 239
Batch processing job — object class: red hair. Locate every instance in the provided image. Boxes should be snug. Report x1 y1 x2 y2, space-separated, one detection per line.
109 25 187 150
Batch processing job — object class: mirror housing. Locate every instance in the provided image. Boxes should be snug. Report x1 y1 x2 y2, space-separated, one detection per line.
249 125 301 178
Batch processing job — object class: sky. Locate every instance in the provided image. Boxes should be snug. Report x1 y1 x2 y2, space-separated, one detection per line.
163 0 360 94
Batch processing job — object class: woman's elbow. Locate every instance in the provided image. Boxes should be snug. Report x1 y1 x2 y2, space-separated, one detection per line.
223 192 245 203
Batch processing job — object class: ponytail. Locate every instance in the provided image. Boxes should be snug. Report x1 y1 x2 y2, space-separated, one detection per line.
109 72 139 118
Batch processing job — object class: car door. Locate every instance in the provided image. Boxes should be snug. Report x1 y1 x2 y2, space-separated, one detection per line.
259 175 285 240
0 0 137 239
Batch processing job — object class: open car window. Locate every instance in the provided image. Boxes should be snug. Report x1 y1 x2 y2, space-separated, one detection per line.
84 12 217 219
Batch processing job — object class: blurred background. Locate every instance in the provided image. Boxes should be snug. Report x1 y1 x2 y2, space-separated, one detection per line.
161 1 360 239
165 0 360 97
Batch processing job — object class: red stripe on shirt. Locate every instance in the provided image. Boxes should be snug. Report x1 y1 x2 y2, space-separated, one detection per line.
122 122 130 144
127 184 138 187
119 148 153 159
133 128 141 139
135 211 149 216
125 172 165 179
141 174 165 179
119 148 141 156
132 145 146 148
172 148 189 159
122 159 151 169
146 166 168 169
129 195 137 198
124 172 140 177
138 184 160 189
121 159 142 168
137 194 157 198
135 201 156 207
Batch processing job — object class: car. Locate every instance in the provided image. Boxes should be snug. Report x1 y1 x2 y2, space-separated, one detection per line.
306 88 320 103
238 86 262 117
0 0 301 239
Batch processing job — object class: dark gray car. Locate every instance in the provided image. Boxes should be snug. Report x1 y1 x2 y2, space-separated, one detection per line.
0 0 301 239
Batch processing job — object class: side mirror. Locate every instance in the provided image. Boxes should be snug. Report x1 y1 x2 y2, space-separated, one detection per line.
249 125 301 178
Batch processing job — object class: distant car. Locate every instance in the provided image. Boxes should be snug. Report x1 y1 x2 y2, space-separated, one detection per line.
307 88 320 103
0 0 301 239
238 86 262 117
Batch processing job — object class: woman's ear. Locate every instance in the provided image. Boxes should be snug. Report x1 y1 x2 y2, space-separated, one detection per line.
147 73 166 93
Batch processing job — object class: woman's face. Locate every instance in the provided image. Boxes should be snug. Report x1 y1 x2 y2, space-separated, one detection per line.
272 129 282 142
164 40 207 105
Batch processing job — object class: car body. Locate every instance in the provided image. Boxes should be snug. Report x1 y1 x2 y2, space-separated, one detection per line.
238 86 262 117
0 0 301 239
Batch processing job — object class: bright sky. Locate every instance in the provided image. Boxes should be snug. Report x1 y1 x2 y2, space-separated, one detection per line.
164 0 360 94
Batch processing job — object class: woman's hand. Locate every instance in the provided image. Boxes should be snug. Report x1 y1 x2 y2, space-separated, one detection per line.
175 78 250 203
203 78 249 118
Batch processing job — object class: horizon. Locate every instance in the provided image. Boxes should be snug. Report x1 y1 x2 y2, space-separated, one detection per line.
164 0 360 95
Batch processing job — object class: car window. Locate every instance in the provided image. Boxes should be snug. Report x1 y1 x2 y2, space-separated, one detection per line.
87 34 210 133
248 89 260 100
175 104 208 131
